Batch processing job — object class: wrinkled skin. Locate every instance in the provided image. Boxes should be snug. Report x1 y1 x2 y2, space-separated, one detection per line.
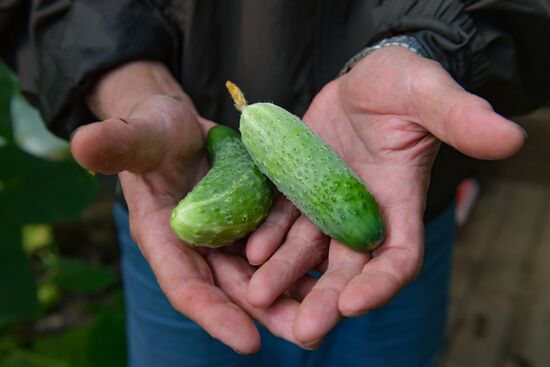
70 47 525 352
70 63 313 354
245 47 525 345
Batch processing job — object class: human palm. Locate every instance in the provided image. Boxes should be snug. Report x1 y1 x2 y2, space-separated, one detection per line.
246 47 526 345
71 94 304 354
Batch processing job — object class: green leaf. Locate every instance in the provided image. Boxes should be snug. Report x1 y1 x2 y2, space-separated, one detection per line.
87 310 126 367
32 309 126 367
37 281 62 311
0 62 14 142
11 94 70 159
0 223 40 327
0 144 100 225
48 258 115 295
0 349 68 367
33 322 93 367
22 224 54 254
0 336 18 354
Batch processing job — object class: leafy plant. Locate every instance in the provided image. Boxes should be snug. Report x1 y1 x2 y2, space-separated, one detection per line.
0 62 126 366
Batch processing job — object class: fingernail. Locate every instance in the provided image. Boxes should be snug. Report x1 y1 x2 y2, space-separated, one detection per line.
519 126 528 140
248 257 264 266
302 339 322 350
342 309 368 318
232 348 254 356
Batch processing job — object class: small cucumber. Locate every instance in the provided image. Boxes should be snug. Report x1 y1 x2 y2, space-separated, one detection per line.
226 81 384 251
170 125 272 248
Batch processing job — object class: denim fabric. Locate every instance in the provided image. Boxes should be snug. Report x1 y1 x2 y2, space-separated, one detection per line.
113 204 456 367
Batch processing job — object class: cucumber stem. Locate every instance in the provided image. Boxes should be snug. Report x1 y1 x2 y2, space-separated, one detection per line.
226 81 247 112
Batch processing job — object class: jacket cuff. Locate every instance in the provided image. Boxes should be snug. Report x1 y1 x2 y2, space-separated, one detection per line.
370 0 489 90
339 35 428 75
33 1 181 139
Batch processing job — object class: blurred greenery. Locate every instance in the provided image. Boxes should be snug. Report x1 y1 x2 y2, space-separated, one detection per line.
11 94 69 159
0 144 100 224
32 306 126 367
0 221 38 326
46 258 116 295
0 62 14 142
0 62 126 366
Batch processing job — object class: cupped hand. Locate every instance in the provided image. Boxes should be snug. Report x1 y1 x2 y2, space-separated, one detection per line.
245 47 526 345
70 66 307 354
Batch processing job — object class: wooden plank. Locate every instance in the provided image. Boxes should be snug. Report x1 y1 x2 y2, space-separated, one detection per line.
499 191 550 367
445 180 512 336
439 180 513 366
440 181 548 367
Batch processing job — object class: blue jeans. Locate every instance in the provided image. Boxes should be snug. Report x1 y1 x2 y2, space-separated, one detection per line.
114 204 456 367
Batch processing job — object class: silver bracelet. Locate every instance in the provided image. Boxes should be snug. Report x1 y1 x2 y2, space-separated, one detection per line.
339 35 428 75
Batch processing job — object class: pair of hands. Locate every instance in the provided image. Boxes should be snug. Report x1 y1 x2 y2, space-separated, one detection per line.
71 47 525 354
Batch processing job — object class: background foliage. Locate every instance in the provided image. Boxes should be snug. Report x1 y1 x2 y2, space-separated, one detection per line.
0 62 126 366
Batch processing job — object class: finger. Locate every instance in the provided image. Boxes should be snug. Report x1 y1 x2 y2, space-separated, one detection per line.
198 117 217 136
133 207 261 354
412 74 526 160
293 242 370 345
70 117 166 174
338 247 421 317
339 202 425 317
171 277 261 355
207 251 321 350
247 216 329 308
246 195 301 265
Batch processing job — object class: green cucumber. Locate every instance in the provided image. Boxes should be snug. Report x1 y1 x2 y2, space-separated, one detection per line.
170 125 272 248
226 81 384 251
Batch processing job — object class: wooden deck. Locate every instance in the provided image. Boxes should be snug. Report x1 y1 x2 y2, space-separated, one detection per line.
439 109 550 367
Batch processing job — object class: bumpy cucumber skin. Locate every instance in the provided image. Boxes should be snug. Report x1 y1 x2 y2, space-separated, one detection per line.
170 125 272 248
240 103 384 251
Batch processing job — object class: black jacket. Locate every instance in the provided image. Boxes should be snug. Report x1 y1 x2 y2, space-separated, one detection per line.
1 0 550 220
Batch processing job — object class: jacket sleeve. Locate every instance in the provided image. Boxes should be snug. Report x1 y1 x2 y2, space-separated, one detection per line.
0 0 181 139
369 0 550 116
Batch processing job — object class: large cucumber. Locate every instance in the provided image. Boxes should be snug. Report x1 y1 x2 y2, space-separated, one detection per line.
226 81 384 251
170 125 272 248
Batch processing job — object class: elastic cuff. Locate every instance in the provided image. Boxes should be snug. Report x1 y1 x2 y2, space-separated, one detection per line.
369 0 489 90
339 35 428 75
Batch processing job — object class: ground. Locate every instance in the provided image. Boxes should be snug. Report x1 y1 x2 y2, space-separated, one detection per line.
439 108 550 367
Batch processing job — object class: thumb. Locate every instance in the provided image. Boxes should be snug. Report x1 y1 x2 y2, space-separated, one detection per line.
70 117 166 175
413 79 526 160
